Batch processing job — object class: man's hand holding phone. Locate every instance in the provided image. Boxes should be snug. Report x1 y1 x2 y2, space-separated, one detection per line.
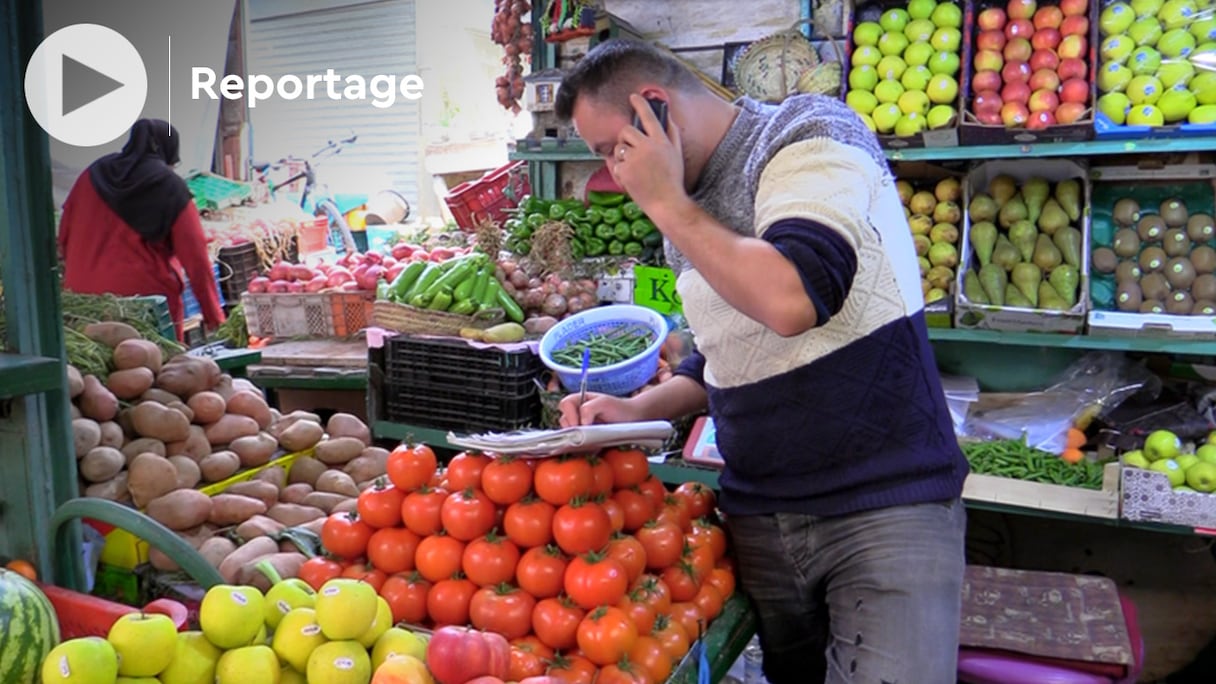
612 93 686 215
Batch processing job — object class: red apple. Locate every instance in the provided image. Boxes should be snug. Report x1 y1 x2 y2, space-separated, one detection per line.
1059 77 1089 103
1027 110 1057 129
972 69 1004 93
1029 48 1061 71
1002 60 1033 83
1005 37 1034 62
1006 0 1038 20
1060 0 1087 16
1060 15 1089 36
1055 101 1088 123
979 7 1008 30
1031 28 1062 50
1001 101 1032 126
978 110 1005 125
1058 34 1087 59
1033 6 1063 29
1029 68 1061 91
1006 19 1036 39
1002 80 1032 103
974 90 1005 114
974 50 1006 73
978 29 1008 52
1057 57 1087 81
1029 88 1060 112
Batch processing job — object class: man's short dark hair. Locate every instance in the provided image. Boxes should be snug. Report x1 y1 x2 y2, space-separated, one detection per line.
554 39 703 121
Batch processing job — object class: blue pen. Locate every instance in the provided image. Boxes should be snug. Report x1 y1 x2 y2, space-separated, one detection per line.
577 347 591 424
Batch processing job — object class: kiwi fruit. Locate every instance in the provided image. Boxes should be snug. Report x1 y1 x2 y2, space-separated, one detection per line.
1187 213 1215 243
1193 274 1216 302
1115 260 1142 283
1115 281 1143 311
1092 247 1118 273
1165 256 1197 290
1139 299 1166 314
1167 290 1194 314
1139 245 1168 272
1159 197 1190 228
1113 228 1141 258
1163 229 1192 257
1193 300 1216 316
1112 198 1142 227
1141 272 1172 301
1191 245 1216 274
1137 215 1167 242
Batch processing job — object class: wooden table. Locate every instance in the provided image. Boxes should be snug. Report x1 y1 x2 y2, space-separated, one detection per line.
247 339 370 418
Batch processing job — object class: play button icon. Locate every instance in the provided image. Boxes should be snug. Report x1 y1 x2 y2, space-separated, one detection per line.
24 24 148 147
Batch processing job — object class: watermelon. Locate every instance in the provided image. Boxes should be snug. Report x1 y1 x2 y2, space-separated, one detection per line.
0 568 60 684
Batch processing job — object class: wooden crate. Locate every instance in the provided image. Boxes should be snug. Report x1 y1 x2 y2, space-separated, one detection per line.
962 463 1121 519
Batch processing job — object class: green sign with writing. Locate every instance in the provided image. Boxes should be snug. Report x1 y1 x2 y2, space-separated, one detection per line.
633 265 682 315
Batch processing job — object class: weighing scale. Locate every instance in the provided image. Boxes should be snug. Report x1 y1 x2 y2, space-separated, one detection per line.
682 416 724 468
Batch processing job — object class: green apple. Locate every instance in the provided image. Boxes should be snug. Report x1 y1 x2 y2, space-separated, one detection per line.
159 631 222 684
879 31 912 56
927 74 959 104
1102 35 1137 63
931 2 963 29
880 8 911 33
272 607 328 673
904 41 936 67
357 596 393 648
1191 71 1216 103
1128 17 1164 46
200 584 266 650
1144 429 1183 461
872 103 904 132
875 78 907 103
280 667 307 684
931 27 962 52
1189 461 1216 492
216 645 279 684
1158 86 1198 120
1131 0 1165 18
1100 2 1137 35
1210 430 1216 445
1123 450 1151 468
877 55 909 80
262 564 317 630
1149 458 1187 486
1128 74 1165 104
107 612 177 677
852 45 884 67
372 628 428 670
905 18 937 43
928 50 961 75
1099 62 1135 92
115 678 159 683
909 0 938 20
1128 104 1167 124
1158 59 1196 87
1158 0 1198 30
927 104 956 128
41 637 119 684
849 65 880 92
894 112 928 136
860 112 878 131
902 65 934 91
1190 17 1216 41
1198 444 1216 463
316 578 379 640
1129 46 1163 75
1175 485 1199 492
1177 453 1201 470
1159 28 1198 56
307 640 372 684
854 21 884 47
847 89 880 115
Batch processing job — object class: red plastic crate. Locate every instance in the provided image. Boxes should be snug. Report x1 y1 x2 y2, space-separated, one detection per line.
42 583 190 639
328 290 376 337
445 160 531 231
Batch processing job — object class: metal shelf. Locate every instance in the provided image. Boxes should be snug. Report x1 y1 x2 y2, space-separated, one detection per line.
927 328 1216 356
0 353 64 399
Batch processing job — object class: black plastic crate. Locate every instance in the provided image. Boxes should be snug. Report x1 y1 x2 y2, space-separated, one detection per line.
217 242 261 300
385 334 538 373
387 362 538 396
384 381 540 433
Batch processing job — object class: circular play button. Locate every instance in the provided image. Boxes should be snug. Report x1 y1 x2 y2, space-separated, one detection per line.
24 24 148 147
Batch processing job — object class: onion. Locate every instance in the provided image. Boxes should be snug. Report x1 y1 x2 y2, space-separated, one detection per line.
502 280 517 296
527 277 542 289
267 280 290 294
566 297 587 315
523 288 546 311
557 280 576 297
500 260 517 275
286 281 305 293
305 274 328 293
542 293 568 318
510 270 530 289
247 277 270 294
268 261 291 281
578 292 598 308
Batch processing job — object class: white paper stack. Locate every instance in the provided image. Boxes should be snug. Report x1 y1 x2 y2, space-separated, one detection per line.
446 421 674 457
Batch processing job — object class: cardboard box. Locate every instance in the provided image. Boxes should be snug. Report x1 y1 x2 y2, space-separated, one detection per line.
1121 465 1216 530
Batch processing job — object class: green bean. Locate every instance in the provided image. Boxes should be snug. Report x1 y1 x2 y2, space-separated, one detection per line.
961 437 1105 490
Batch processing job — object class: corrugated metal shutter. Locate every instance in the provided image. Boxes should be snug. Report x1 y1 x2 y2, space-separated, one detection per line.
246 0 419 209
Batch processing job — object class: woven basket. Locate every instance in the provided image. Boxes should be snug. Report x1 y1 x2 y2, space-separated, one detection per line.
372 300 504 336
732 18 844 102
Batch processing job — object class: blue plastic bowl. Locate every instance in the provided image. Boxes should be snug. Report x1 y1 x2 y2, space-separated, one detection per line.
539 305 669 397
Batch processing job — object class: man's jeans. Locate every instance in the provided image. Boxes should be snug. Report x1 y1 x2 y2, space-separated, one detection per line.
726 499 967 684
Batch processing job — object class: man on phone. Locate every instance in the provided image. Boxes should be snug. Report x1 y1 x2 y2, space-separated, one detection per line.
554 39 970 684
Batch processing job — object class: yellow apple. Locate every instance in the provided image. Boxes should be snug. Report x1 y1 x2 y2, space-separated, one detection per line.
116 678 160 683
358 596 394 648
261 560 317 630
308 640 372 684
200 584 265 649
372 654 435 684
280 667 308 684
272 607 329 673
41 637 119 684
316 578 378 640
216 645 280 684
106 612 178 676
159 631 222 684
372 628 428 670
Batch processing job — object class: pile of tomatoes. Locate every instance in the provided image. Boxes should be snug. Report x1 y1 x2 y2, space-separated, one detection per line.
301 442 735 684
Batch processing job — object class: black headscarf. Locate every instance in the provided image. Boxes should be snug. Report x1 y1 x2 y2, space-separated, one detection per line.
89 118 192 243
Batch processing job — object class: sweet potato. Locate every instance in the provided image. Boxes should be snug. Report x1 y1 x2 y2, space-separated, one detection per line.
298 517 327 537
168 455 201 489
166 425 211 462
287 456 327 487
277 420 325 452
314 437 364 465
198 536 238 569
112 338 163 373
156 355 221 397
186 391 226 424
106 367 155 400
98 421 124 449
301 491 350 513
80 446 125 483
266 503 325 527
226 480 280 509
166 401 195 424
127 452 179 507
146 489 213 530
230 433 278 468
227 391 272 429
121 437 165 463
130 401 191 443
66 365 84 398
239 551 306 591
141 388 179 405
73 418 102 458
178 524 220 549
83 321 139 348
204 414 260 446
84 472 129 502
344 447 389 483
148 546 181 572
199 450 241 482
268 411 322 441
79 375 118 422
326 413 371 446
209 493 268 526
235 515 285 541
217 536 279 583
315 470 359 497
331 498 359 514
279 483 313 504
253 465 287 490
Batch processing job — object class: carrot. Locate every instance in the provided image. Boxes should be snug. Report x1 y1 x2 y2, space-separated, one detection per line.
1061 448 1084 464
1066 428 1086 449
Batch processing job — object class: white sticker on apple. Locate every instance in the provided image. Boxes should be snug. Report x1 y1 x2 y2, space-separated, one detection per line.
231 591 248 605
336 657 355 670
303 624 322 636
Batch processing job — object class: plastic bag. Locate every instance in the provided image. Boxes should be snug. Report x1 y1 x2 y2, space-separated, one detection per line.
960 352 1153 454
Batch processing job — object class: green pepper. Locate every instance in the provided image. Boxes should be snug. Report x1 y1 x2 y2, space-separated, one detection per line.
585 237 606 256
565 205 586 220
643 230 664 248
613 222 631 241
521 195 547 214
608 239 624 256
575 223 594 241
514 224 533 239
549 203 567 220
428 291 453 311
631 218 655 240
584 206 603 224
515 239 531 255
601 207 623 224
526 214 547 229
622 201 643 221
503 218 522 233
571 240 586 260
595 223 615 239
624 241 644 257
588 191 626 207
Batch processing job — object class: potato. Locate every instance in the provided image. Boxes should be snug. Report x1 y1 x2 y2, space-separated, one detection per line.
198 536 238 569
524 315 559 335
80 446 125 483
253 465 287 490
232 378 261 395
235 515 285 541
97 421 124 449
227 391 273 430
121 437 165 463
79 375 118 422
268 411 322 441
166 425 211 462
130 401 191 443
146 489 213 531
209 493 269 526
186 391 226 424
141 388 179 405
106 367 155 400
344 447 389 483
168 455 201 489
73 418 102 458
266 503 326 527
230 432 278 468
115 408 136 438
326 413 370 446
166 401 195 424
238 552 306 591
287 456 327 487
204 414 261 446
211 374 236 402
112 338 163 373
83 321 139 348
280 483 313 504
315 470 359 497
84 472 130 502
66 365 84 398
217 536 279 584
313 437 364 466
301 491 350 513
277 420 325 452
226 480 280 509
127 452 179 507
199 450 241 483
70 404 82 420
148 546 181 572
156 355 221 397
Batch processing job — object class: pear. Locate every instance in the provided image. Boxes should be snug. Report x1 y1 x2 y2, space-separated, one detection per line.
1032 233 1063 272
930 222 959 244
1008 220 1038 262
908 214 934 235
969 221 997 267
1053 226 1082 269
998 196 1029 229
1005 282 1033 308
927 265 954 291
992 235 1022 272
1054 179 1082 221
988 174 1019 205
968 193 999 223
1022 177 1051 225
1039 281 1071 312
1050 264 1080 307
1037 199 1070 236
1011 262 1043 307
964 269 989 305
979 263 1007 306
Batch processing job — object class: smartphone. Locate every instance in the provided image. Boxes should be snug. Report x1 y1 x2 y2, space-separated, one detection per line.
632 97 668 134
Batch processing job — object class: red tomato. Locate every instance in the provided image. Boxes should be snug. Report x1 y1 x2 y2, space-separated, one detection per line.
380 571 431 624
706 567 736 599
618 587 658 636
366 527 421 575
503 496 556 548
425 625 511 684
602 448 649 488
426 577 478 626
386 442 438 491
651 614 691 661
692 582 725 621
440 488 497 541
469 584 536 640
576 606 639 666
401 485 448 537
341 563 388 593
600 497 626 533
547 653 598 684
660 562 701 603
531 596 585 651
687 519 728 561
632 575 673 614
656 495 692 532
533 456 594 506
588 455 615 495
415 534 466 583
596 661 652 684
673 482 716 519
686 544 715 583
509 637 554 681
357 478 406 529
447 451 492 490
635 521 684 570
637 476 668 513
481 456 533 505
552 500 612 556
669 601 705 640
606 535 647 585
298 556 343 591
462 532 521 587
519 678 567 684
515 545 568 599
321 512 374 560
612 487 655 532
629 636 673 683
564 552 629 610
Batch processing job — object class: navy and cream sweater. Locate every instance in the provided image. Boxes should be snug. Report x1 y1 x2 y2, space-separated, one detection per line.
671 94 968 518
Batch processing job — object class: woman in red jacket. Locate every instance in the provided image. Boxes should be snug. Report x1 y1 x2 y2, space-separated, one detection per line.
59 119 225 342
